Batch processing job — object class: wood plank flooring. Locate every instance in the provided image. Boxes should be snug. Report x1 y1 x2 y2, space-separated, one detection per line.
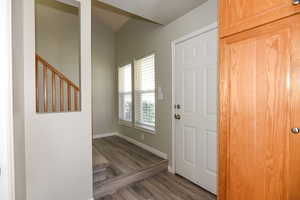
93 136 164 175
98 172 216 200
93 136 216 200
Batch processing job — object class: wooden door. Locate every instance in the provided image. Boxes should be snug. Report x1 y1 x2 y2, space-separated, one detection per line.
219 0 300 37
219 14 300 200
174 28 218 194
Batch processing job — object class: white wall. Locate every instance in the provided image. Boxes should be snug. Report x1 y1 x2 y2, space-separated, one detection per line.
15 0 93 200
12 0 26 199
0 0 15 200
116 0 218 161
92 17 117 135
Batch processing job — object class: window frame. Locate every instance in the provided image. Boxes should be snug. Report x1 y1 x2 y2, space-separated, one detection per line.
133 54 156 134
118 63 133 127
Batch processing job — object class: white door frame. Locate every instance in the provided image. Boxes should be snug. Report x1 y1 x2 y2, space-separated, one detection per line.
0 0 15 199
171 22 218 174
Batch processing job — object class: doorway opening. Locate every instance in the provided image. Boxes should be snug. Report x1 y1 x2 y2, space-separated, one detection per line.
90 1 218 199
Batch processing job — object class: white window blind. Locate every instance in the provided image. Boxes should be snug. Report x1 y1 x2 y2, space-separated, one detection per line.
134 54 155 131
118 64 132 123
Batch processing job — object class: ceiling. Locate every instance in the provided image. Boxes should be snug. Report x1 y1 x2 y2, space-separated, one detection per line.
92 2 130 32
52 0 208 31
96 0 208 25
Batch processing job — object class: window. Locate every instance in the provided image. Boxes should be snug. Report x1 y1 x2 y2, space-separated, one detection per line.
118 64 132 124
134 54 155 132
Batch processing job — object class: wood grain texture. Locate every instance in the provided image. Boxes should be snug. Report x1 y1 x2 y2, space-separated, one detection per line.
94 136 216 200
52 72 56 112
218 15 299 200
36 54 80 113
74 89 78 111
43 65 48 112
219 0 300 37
35 55 39 112
36 55 79 90
218 39 229 200
60 79 64 112
94 160 168 198
98 172 216 200
289 15 300 200
93 136 167 198
93 136 164 176
67 83 71 111
93 146 109 170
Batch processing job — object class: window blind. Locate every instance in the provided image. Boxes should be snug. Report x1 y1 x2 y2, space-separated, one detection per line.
134 54 155 131
118 64 132 123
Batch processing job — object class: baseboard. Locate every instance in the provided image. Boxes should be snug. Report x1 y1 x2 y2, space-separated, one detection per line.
168 166 175 174
116 133 168 160
93 132 118 139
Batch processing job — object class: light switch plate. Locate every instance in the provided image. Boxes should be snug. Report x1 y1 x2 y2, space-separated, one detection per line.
158 87 164 100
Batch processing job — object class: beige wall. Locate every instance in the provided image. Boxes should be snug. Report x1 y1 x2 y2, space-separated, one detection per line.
116 0 218 160
92 17 117 135
35 0 80 85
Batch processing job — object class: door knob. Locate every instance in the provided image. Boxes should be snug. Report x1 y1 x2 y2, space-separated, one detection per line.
291 128 300 134
293 0 300 5
174 114 181 120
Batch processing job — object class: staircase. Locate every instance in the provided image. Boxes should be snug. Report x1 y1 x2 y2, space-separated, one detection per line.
35 54 80 113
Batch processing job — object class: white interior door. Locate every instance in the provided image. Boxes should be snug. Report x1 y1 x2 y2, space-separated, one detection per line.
174 27 218 194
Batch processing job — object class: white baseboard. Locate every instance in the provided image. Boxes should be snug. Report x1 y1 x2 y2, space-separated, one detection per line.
116 133 168 160
93 132 118 139
168 166 175 174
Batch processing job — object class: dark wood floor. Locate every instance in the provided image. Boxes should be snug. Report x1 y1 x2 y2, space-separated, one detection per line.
93 136 216 200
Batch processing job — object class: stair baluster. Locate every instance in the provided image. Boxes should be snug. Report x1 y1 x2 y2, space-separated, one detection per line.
35 54 80 113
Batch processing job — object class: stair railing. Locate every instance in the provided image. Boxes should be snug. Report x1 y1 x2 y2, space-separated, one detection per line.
35 54 80 113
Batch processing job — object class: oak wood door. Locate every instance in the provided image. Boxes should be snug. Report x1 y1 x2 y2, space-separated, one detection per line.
219 0 300 37
219 14 300 200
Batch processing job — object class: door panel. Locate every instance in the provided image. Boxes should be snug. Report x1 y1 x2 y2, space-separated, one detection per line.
204 130 218 174
204 67 217 117
219 14 300 200
184 70 196 113
219 0 300 37
175 28 218 194
183 126 197 166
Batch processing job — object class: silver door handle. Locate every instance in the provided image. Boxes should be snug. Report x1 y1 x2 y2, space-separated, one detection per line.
293 0 300 5
174 114 181 120
291 128 300 134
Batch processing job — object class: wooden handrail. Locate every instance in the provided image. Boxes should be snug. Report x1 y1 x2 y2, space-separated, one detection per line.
36 54 80 112
36 54 80 90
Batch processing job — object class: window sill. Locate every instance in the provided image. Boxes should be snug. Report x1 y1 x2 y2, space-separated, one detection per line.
118 120 133 128
119 121 156 134
134 124 156 134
